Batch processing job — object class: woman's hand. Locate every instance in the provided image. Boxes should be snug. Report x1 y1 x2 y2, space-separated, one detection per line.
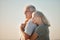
20 23 25 28
30 32 38 40
20 23 25 32
27 39 30 40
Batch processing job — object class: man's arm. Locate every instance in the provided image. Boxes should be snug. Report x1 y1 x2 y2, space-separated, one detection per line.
20 24 30 40
20 19 37 40
20 19 28 32
21 31 30 40
24 19 37 40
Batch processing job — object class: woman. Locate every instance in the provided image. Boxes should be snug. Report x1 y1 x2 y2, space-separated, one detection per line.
30 11 50 40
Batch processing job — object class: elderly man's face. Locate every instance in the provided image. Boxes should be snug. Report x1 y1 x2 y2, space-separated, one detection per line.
25 8 32 19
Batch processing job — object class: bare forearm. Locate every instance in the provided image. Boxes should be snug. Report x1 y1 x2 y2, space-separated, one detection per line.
30 32 38 40
20 30 30 40
20 25 30 40
20 26 24 32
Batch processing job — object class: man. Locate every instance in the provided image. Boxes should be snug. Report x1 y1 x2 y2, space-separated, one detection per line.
20 5 36 40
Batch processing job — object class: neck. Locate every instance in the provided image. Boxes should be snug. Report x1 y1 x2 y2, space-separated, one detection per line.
26 18 31 21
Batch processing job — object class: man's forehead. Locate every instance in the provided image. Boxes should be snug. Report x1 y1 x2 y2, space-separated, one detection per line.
25 8 31 12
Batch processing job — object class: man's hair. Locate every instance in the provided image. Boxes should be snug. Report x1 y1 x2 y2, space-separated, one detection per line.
26 5 36 12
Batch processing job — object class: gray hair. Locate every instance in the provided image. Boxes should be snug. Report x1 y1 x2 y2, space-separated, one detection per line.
26 5 36 12
33 11 50 26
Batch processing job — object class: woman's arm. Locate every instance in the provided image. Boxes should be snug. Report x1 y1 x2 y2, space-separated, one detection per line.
30 32 38 40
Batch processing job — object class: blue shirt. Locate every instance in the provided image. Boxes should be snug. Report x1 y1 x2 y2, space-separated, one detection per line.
24 19 37 36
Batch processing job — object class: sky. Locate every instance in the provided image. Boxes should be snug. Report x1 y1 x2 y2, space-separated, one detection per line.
0 0 60 40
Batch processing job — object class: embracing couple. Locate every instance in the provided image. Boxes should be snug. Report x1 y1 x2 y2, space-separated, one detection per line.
20 5 50 40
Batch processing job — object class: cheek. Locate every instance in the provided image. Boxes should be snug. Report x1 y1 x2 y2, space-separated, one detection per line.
32 18 35 22
27 12 31 16
35 17 39 23
33 17 37 23
25 13 29 17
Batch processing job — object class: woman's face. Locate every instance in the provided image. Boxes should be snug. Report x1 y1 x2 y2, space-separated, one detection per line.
32 14 42 24
25 8 32 19
32 15 38 24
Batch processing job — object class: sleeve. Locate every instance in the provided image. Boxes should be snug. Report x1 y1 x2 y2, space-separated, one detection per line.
35 25 46 36
24 19 37 36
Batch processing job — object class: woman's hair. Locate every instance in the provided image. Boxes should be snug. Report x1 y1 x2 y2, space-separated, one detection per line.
33 11 50 26
25 5 36 12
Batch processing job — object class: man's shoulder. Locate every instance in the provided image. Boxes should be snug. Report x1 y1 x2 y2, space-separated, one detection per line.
27 19 36 26
36 24 48 31
24 19 37 36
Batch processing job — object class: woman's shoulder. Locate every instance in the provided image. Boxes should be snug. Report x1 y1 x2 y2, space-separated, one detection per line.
36 24 48 30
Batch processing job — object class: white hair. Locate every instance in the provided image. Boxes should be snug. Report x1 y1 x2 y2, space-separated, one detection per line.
26 5 36 12
33 11 50 26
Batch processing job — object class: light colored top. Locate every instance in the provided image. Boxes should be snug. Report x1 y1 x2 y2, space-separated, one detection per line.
24 19 37 36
